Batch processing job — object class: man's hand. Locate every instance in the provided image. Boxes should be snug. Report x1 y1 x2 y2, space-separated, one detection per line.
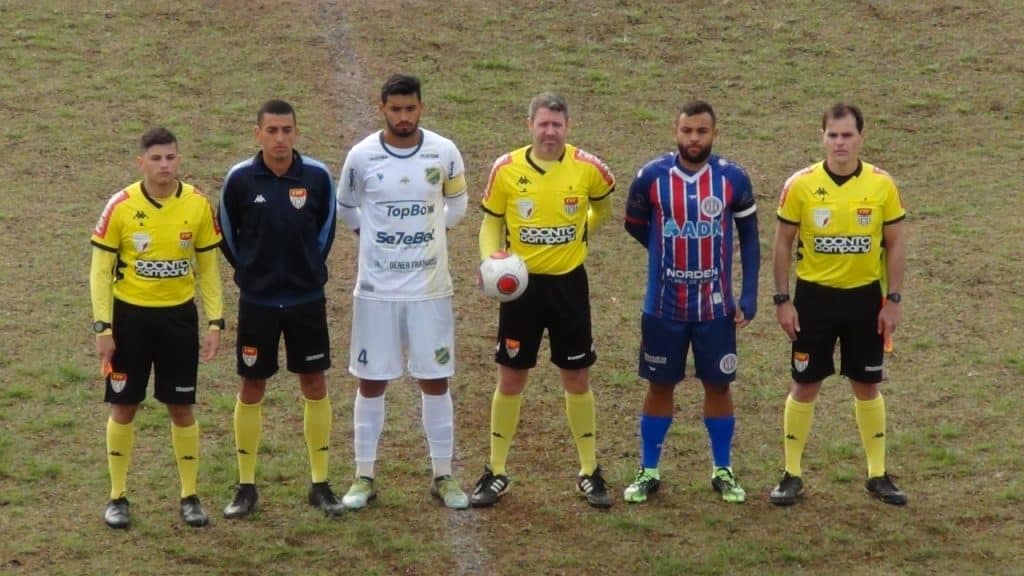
96 333 115 376
201 329 221 362
776 301 800 342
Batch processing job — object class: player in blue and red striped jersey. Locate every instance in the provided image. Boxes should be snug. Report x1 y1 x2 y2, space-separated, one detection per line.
623 100 760 504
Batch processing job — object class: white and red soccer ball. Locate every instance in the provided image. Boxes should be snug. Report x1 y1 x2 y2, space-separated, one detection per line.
478 251 528 302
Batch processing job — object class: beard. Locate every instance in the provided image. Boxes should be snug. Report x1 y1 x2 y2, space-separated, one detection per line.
678 143 712 165
387 119 419 139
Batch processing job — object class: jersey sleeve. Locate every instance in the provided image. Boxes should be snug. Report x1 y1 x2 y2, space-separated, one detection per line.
217 170 241 267
443 142 467 198
576 148 615 200
880 172 906 224
481 154 512 217
193 189 223 252
91 190 128 251
337 148 363 231
624 165 653 245
729 165 757 219
776 170 804 224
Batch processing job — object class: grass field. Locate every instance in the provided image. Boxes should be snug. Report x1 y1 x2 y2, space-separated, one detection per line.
1 1 1023 574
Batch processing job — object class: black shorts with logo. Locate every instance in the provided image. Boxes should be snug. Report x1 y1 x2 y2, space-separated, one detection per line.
236 298 331 379
106 299 199 405
791 279 884 384
495 264 596 370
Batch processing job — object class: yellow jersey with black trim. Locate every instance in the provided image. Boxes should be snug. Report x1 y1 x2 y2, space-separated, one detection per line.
481 144 615 275
91 180 222 307
777 160 905 289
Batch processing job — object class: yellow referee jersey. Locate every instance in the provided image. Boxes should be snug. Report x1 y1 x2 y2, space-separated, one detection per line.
777 161 905 289
481 144 615 275
91 181 222 308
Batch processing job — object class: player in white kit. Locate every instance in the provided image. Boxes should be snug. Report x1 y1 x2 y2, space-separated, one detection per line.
336 74 470 509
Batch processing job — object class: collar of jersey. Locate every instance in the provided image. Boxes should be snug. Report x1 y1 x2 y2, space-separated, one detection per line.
379 129 424 159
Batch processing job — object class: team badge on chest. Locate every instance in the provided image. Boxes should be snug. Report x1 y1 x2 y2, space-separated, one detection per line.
425 167 441 186
131 232 151 253
563 196 580 215
179 231 193 250
289 188 307 209
517 199 534 219
856 208 872 226
813 208 831 229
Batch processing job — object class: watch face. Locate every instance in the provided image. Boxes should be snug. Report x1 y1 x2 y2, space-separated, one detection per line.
93 321 110 333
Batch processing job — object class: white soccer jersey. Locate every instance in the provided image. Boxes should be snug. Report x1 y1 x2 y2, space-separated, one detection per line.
338 129 467 300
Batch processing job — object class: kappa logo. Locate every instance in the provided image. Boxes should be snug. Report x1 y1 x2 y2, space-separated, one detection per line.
110 372 128 393
425 167 441 186
133 210 148 225
517 175 531 186
179 231 193 250
435 347 450 365
793 352 810 372
505 338 520 359
254 194 267 204
242 346 258 367
814 187 829 199
289 188 307 209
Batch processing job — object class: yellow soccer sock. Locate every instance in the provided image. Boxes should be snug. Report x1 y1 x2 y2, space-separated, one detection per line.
565 390 598 476
855 394 887 478
304 395 332 483
171 421 200 498
233 397 263 484
107 417 135 500
489 390 522 476
783 395 815 477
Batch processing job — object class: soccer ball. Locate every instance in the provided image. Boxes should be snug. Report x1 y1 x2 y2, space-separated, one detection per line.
478 251 528 302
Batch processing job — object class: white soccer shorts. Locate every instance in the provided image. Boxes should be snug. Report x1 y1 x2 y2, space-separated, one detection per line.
348 296 456 380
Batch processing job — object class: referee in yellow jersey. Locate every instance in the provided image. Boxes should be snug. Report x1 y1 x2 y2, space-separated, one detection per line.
770 104 907 506
470 92 616 509
90 127 224 528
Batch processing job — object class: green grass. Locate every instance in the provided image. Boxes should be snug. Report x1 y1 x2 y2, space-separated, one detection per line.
1 0 1023 574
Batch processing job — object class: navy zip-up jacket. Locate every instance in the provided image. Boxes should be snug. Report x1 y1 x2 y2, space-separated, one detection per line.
218 150 337 307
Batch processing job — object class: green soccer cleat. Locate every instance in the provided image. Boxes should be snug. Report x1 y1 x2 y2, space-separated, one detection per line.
711 467 746 503
342 476 377 510
431 475 469 510
623 468 661 504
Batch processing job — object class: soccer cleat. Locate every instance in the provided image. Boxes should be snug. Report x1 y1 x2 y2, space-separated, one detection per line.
223 483 258 519
577 466 613 509
180 495 209 527
623 468 661 504
431 475 469 510
308 482 346 517
342 476 377 510
104 497 130 529
769 471 803 506
470 467 510 508
711 467 746 504
866 473 907 506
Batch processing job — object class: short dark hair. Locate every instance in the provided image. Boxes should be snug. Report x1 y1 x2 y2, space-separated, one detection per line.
257 99 296 125
139 127 177 151
822 103 864 132
381 74 421 103
678 100 716 125
528 91 569 120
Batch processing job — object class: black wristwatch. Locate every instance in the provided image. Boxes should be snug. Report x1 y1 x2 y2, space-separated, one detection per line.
886 292 902 304
92 320 112 334
208 319 226 330
772 293 791 306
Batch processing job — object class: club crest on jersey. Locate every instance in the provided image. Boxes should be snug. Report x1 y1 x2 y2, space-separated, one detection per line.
719 353 738 375
793 352 810 372
179 231 193 250
505 338 520 359
131 232 151 253
289 188 307 209
517 199 534 219
435 347 450 365
425 167 441 186
110 372 128 394
563 196 580 215
242 346 258 367
856 208 872 226
813 208 831 229
701 196 724 218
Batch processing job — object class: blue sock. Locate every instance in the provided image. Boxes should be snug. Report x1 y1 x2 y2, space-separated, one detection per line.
639 414 672 469
704 415 735 469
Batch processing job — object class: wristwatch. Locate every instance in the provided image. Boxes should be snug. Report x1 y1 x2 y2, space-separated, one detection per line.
208 319 226 330
886 292 902 304
92 320 112 334
772 293 791 306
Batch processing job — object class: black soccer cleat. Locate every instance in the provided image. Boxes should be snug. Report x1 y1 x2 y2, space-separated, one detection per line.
180 495 209 527
769 471 804 506
866 473 907 506
470 467 510 508
308 481 346 517
577 466 613 509
223 483 258 519
104 497 130 529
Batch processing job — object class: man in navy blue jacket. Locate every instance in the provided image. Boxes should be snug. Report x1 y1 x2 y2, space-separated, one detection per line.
218 99 344 518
